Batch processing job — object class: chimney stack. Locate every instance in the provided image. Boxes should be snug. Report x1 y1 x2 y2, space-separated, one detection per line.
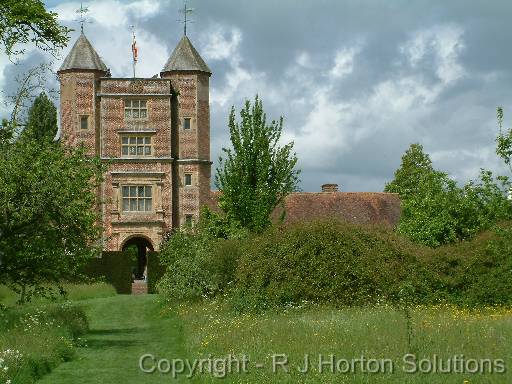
321 183 339 192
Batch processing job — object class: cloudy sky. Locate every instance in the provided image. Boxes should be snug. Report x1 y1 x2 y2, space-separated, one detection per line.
2 0 512 192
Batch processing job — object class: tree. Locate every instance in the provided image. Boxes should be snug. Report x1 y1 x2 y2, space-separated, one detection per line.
20 92 57 143
0 0 70 58
384 143 435 197
0 99 103 303
4 62 57 127
215 96 300 232
496 107 512 175
387 144 512 247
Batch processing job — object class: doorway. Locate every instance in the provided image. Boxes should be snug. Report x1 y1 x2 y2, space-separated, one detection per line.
122 236 154 281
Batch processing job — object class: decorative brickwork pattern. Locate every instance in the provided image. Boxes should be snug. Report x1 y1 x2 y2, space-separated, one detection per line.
60 64 211 251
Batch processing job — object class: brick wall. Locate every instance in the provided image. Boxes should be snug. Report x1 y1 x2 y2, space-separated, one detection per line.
59 70 102 156
60 70 212 251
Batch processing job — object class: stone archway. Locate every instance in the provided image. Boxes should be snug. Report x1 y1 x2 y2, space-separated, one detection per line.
122 236 154 281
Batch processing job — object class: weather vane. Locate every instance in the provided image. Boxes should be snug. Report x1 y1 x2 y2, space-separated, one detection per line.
179 0 194 36
75 2 90 33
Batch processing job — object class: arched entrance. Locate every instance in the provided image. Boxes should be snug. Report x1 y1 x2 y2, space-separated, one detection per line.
122 236 154 281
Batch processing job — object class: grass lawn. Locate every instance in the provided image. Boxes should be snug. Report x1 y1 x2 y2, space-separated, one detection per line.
37 295 193 384
0 283 116 306
27 294 511 383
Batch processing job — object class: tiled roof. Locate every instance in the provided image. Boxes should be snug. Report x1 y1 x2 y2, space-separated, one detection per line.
206 191 401 227
161 36 211 74
274 192 401 227
59 33 108 72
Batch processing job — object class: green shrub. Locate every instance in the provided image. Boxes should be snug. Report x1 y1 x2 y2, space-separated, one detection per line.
158 207 246 301
158 232 243 301
159 213 512 311
429 223 512 306
234 220 436 310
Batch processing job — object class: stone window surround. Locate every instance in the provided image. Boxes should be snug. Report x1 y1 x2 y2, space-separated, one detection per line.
184 173 192 187
120 134 154 157
121 185 153 212
183 116 191 130
124 98 148 120
110 172 166 219
78 114 89 130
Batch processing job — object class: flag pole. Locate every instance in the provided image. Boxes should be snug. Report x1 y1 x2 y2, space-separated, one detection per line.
131 25 137 78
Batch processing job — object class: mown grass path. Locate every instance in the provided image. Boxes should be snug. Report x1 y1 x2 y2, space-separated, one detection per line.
37 295 190 384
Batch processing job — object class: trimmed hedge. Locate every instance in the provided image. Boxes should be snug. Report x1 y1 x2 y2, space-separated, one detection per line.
234 220 512 310
234 220 435 310
157 218 512 311
82 251 132 294
147 252 165 294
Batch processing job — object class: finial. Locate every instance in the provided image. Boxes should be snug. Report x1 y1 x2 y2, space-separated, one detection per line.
179 0 194 36
76 2 90 33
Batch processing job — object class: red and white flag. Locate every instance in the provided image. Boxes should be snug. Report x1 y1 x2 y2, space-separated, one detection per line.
132 35 138 63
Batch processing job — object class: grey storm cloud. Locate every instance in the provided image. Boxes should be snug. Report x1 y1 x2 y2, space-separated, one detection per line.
4 0 512 192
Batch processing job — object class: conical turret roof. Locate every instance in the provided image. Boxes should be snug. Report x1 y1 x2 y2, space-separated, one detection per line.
59 33 108 72
162 36 211 74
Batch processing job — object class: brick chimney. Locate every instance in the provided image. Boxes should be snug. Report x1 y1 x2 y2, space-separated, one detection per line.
321 183 339 192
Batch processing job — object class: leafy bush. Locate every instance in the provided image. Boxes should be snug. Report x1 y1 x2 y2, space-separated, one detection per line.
428 223 512 306
158 231 243 301
158 208 246 301
233 220 512 311
159 212 512 311
234 220 436 310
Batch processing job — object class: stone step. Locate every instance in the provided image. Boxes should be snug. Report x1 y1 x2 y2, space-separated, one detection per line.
131 280 148 295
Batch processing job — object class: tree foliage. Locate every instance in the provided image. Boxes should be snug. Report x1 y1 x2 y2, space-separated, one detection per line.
20 92 57 143
385 143 436 198
158 208 246 301
215 96 300 232
0 98 103 303
386 144 512 247
497 107 512 183
0 0 70 57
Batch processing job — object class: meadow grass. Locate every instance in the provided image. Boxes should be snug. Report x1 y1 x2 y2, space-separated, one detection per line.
177 301 512 383
0 283 116 384
37 295 194 384
0 282 116 306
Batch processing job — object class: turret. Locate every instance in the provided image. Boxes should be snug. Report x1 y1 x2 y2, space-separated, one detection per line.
161 35 211 226
58 33 108 155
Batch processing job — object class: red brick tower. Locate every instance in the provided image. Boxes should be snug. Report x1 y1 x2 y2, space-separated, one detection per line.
57 32 108 156
58 32 213 255
160 36 212 227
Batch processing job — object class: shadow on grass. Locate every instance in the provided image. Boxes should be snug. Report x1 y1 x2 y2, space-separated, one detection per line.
88 327 141 336
85 338 143 349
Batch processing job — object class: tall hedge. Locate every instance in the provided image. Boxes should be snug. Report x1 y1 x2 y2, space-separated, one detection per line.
82 251 132 294
234 220 435 309
147 251 165 294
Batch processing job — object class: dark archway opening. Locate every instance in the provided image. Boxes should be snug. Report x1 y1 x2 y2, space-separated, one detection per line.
122 237 154 281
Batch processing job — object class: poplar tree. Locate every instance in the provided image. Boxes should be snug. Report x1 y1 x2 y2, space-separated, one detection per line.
215 96 300 232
